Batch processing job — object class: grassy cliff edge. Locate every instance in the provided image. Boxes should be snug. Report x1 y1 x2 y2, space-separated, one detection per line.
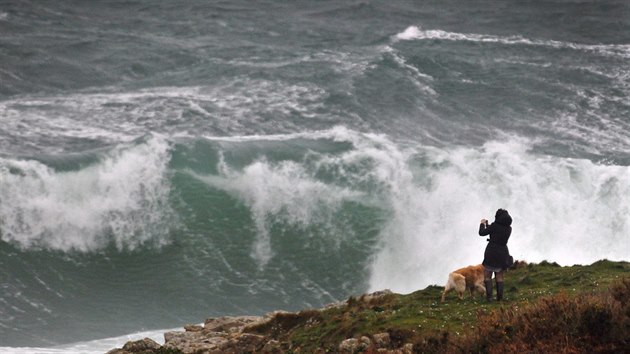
108 260 630 353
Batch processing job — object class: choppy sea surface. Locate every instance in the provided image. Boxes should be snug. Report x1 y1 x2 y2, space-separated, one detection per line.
1 1 628 351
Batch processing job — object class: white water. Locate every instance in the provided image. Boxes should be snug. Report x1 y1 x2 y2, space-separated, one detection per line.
0 80 331 154
189 150 362 267
0 136 173 251
186 128 630 292
394 26 630 58
369 137 630 293
0 327 171 354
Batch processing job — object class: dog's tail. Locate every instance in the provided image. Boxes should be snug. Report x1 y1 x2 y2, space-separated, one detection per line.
441 272 466 302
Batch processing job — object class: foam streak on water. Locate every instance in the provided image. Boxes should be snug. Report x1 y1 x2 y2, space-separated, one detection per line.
394 26 630 58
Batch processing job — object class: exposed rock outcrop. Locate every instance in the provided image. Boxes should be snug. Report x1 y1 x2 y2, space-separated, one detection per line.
105 338 160 354
160 316 268 354
106 289 417 354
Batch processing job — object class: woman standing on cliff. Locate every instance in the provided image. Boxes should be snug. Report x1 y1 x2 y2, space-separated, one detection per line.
479 208 513 302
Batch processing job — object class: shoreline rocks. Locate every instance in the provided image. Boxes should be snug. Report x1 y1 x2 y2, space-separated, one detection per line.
106 290 412 354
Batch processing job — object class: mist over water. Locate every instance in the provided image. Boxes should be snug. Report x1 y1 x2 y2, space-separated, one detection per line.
0 0 628 349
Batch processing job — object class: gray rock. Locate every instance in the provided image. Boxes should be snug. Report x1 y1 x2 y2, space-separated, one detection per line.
402 343 414 354
230 333 265 352
373 332 391 348
203 315 263 333
105 349 130 354
263 310 292 319
121 338 160 353
163 333 228 354
362 289 393 303
360 336 371 348
262 339 283 353
163 330 186 343
323 300 346 310
162 326 266 354
339 338 360 353
339 336 374 353
184 324 203 332
163 330 228 354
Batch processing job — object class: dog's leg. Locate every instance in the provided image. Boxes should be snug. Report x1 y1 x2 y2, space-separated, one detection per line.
475 283 486 298
453 275 466 300
441 275 454 302
441 287 451 303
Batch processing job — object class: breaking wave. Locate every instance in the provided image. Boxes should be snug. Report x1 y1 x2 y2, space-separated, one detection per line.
394 26 630 58
0 136 174 251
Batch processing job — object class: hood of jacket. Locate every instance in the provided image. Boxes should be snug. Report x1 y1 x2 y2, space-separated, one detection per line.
495 209 512 227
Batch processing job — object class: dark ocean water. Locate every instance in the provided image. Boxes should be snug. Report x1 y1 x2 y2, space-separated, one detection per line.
0 0 629 350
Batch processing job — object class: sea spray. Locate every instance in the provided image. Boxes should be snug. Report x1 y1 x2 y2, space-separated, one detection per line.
188 152 361 267
0 136 174 251
180 129 629 293
369 138 630 293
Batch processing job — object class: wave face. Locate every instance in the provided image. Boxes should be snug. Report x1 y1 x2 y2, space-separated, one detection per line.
1 0 629 348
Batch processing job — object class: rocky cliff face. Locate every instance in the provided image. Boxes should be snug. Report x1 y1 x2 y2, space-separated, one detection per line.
107 315 268 354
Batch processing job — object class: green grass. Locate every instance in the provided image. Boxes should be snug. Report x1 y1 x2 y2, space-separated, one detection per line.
245 260 630 352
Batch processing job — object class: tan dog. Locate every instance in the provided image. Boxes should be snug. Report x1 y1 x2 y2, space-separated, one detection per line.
441 264 486 302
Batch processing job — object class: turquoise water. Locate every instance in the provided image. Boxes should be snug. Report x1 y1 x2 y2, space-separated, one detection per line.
0 0 629 348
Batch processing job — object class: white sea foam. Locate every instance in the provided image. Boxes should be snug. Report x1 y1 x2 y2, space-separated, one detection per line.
367 137 630 293
220 49 375 77
0 327 172 354
395 26 424 41
394 26 630 58
382 46 436 96
0 79 331 152
189 150 362 267
191 126 407 268
197 125 357 143
0 136 173 251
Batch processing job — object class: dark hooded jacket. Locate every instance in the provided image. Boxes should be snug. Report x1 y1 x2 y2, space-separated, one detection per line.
479 209 513 270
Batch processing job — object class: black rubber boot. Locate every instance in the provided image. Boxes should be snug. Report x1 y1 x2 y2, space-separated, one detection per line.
496 281 504 301
484 280 493 302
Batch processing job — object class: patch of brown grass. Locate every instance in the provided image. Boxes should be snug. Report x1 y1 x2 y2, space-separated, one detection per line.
453 277 630 353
